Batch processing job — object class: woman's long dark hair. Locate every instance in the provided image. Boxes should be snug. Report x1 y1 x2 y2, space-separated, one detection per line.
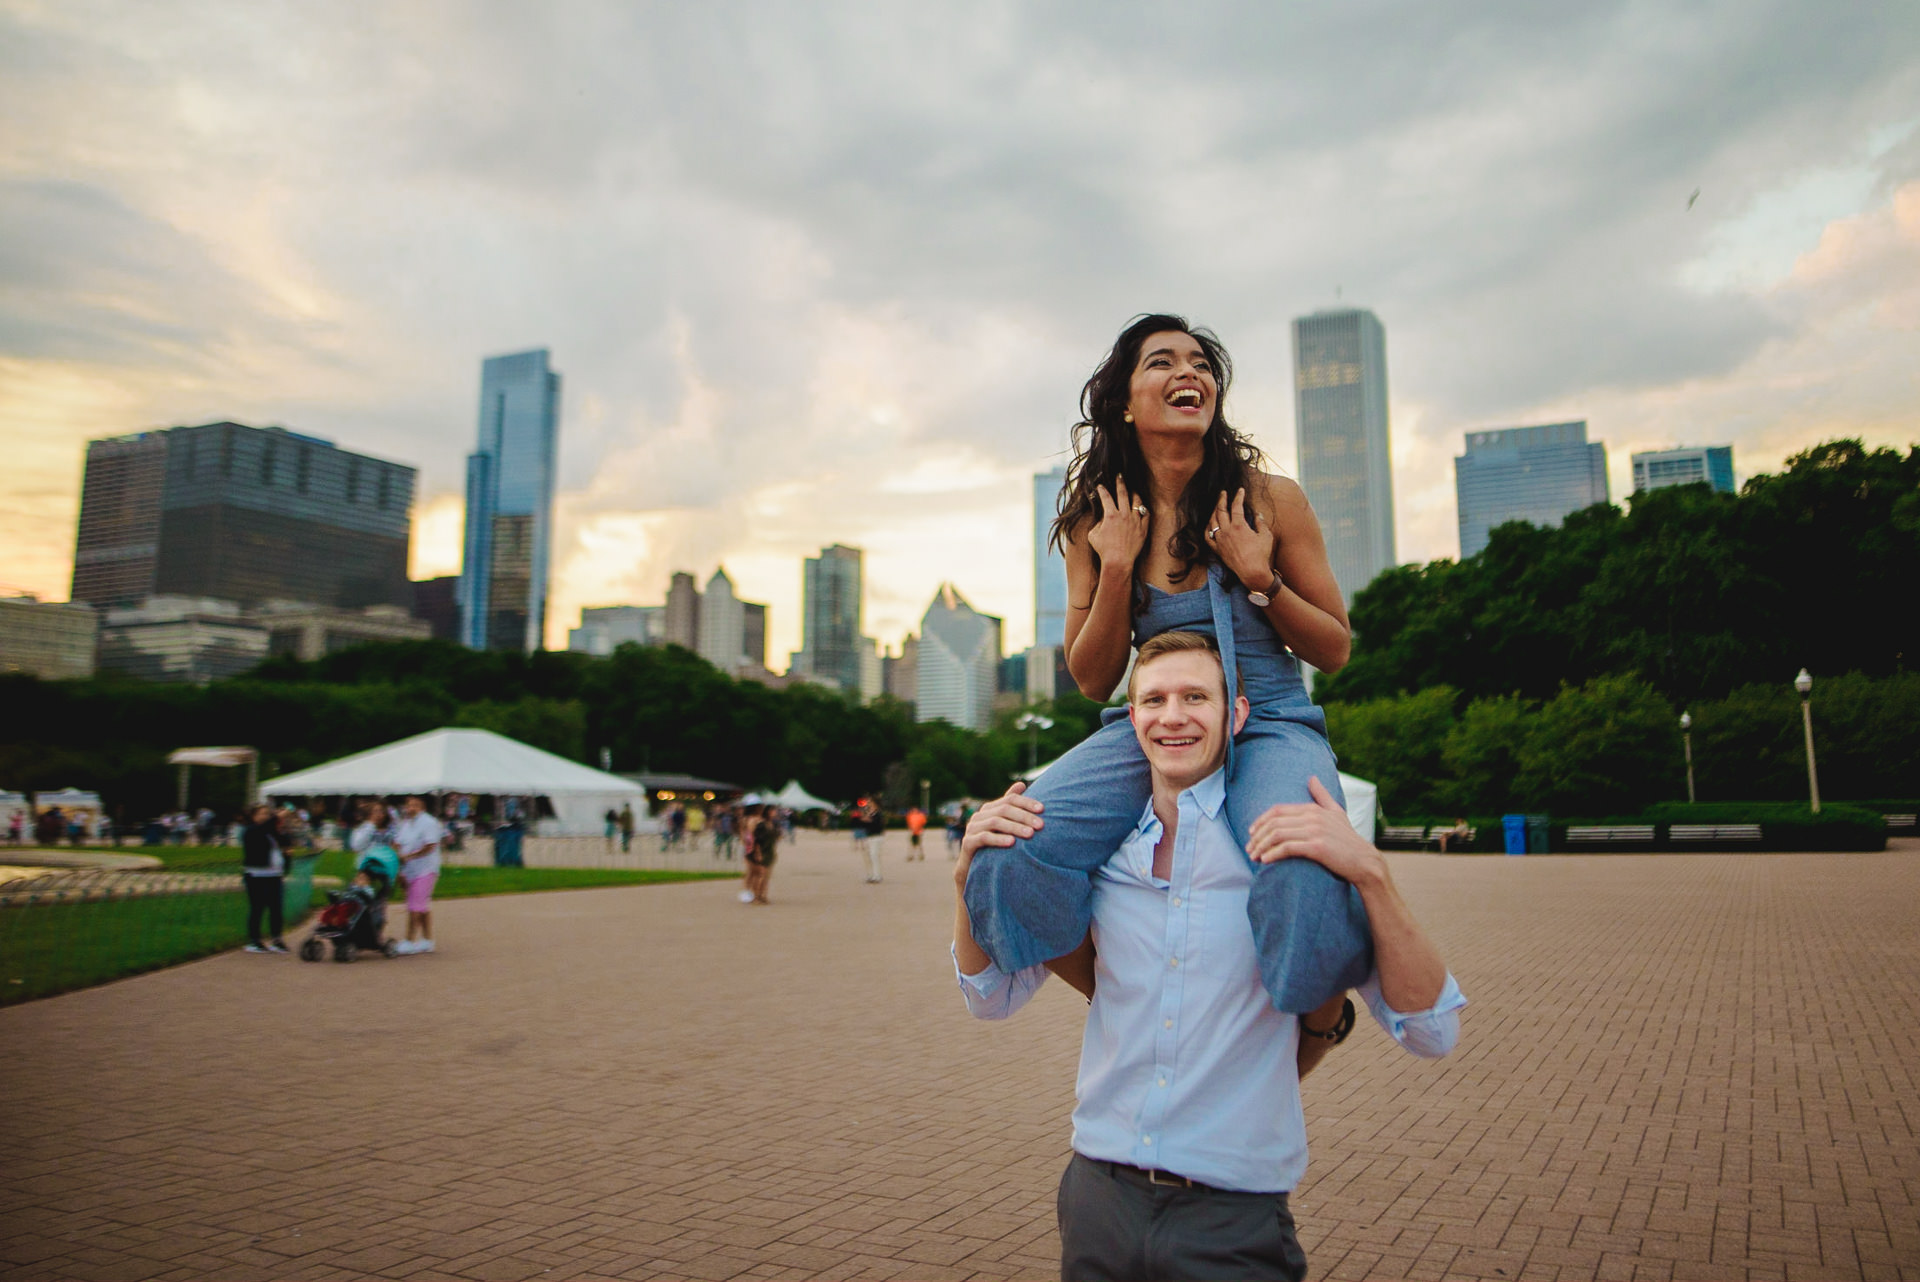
1050 313 1265 612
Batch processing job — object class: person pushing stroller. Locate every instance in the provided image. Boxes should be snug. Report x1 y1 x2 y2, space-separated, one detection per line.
301 802 404 962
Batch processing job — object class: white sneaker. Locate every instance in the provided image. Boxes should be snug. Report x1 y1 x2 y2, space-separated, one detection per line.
393 940 418 955
417 939 435 953
243 943 270 954
738 890 756 903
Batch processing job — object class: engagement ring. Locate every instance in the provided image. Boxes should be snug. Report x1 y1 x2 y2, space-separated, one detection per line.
1134 504 1148 516
1208 525 1220 538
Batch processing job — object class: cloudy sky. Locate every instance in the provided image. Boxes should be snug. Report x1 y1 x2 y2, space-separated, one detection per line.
3 2 1916 660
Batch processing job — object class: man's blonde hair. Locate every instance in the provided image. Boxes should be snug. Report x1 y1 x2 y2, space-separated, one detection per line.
1127 631 1238 703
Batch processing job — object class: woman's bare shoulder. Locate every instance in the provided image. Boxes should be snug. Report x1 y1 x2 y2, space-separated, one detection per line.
1254 471 1310 512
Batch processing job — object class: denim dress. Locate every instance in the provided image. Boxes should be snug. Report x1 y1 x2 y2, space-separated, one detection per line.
963 563 1373 1012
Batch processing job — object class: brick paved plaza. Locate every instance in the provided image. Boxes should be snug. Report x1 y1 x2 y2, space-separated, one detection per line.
3 834 1916 1281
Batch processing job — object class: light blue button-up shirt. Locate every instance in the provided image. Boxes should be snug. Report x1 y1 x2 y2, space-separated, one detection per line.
958 766 1467 1193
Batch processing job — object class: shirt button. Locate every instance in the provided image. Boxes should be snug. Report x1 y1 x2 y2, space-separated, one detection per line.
1164 1018 1173 1029
1142 1136 1153 1145
1171 896 1182 907
1157 1077 1167 1087
1168 958 1179 968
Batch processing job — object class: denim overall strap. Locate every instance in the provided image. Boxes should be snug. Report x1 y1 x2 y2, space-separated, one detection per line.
1206 563 1239 777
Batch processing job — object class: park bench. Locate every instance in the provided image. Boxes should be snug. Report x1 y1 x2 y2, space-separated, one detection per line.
1378 825 1427 848
1566 825 1656 844
1884 813 1916 832
1668 823 1763 843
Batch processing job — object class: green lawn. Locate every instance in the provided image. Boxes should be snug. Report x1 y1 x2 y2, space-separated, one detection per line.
1 846 733 1006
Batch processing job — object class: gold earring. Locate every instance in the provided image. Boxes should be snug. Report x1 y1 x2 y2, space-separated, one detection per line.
1123 411 1134 423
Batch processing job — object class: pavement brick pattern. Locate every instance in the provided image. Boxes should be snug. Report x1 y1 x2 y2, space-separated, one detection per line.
2 834 1916 1281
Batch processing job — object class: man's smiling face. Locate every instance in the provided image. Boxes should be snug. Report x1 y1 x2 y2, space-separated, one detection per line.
1128 648 1249 792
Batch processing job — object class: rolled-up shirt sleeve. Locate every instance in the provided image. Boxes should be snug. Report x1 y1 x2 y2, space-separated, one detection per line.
1356 970 1468 1059
952 945 1049 1021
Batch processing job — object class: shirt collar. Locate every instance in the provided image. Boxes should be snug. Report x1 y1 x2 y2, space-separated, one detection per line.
1132 766 1230 836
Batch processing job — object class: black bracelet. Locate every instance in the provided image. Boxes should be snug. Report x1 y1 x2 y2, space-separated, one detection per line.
1300 997 1356 1044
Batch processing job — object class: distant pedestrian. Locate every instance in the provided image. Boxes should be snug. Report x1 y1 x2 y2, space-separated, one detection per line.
669 803 687 849
746 808 780 905
906 806 927 861
857 800 885 884
241 804 289 954
393 795 444 955
946 810 965 859
618 803 635 853
604 807 618 848
6 810 22 845
35 807 62 847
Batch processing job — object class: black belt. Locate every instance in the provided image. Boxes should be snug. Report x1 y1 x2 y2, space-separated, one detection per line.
1097 1159 1233 1195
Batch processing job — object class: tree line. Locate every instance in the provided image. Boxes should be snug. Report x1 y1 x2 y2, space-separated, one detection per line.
0 640 1108 820
1319 440 1917 708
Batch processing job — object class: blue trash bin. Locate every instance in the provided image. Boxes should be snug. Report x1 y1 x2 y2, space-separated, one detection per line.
1503 814 1528 856
492 824 524 868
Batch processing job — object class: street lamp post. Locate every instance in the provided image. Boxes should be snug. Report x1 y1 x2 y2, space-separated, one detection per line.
1014 712 1055 775
1794 668 1820 814
920 778 931 814
1679 711 1695 804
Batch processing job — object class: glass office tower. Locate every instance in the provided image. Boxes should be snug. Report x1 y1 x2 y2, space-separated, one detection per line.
1455 421 1610 557
1292 308 1396 607
1033 466 1068 649
460 349 561 652
799 544 865 693
1631 446 1734 494
71 422 414 609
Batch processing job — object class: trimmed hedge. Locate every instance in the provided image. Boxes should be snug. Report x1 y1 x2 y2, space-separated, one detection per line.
1641 802 1885 851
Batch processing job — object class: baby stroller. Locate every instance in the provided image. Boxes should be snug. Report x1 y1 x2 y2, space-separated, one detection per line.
300 850 401 963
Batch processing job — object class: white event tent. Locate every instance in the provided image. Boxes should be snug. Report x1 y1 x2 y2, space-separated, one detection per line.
770 780 837 813
1018 758 1378 843
259 728 647 836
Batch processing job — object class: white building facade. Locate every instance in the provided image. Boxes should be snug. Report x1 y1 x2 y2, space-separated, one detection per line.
915 584 1003 731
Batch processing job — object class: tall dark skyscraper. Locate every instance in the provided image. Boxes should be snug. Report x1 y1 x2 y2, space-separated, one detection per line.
71 422 414 609
1292 308 1396 607
460 349 561 652
798 543 864 693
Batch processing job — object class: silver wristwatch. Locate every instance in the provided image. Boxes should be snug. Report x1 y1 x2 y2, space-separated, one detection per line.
1246 571 1283 607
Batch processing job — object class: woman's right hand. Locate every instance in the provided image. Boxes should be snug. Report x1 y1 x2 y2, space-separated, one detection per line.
1086 478 1150 572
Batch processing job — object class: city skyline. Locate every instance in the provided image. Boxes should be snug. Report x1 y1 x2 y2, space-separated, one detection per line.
3 6 1916 662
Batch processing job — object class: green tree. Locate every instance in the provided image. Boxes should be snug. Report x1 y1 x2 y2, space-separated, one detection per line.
1514 675 1678 815
1440 694 1534 815
1322 686 1457 818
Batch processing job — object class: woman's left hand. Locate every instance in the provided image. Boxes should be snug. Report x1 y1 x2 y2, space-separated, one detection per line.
1208 488 1276 589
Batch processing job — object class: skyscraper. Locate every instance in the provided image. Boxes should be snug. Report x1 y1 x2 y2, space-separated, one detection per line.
1632 446 1735 495
797 544 865 693
1033 466 1068 649
916 584 1002 731
696 568 745 671
71 422 414 610
1455 421 1610 557
663 572 700 650
460 349 560 652
1292 308 1396 606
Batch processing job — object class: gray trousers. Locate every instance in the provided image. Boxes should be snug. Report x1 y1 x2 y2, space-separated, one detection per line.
1057 1154 1307 1282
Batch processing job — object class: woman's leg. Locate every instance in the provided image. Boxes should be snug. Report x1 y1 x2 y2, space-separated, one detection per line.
1226 715 1375 1012
244 876 271 945
963 710 1152 973
266 875 285 944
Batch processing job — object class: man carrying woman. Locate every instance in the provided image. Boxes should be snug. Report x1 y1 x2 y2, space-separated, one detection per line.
963 314 1374 1016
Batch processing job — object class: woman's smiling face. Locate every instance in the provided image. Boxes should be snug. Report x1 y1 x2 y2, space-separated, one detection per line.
1125 330 1218 438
